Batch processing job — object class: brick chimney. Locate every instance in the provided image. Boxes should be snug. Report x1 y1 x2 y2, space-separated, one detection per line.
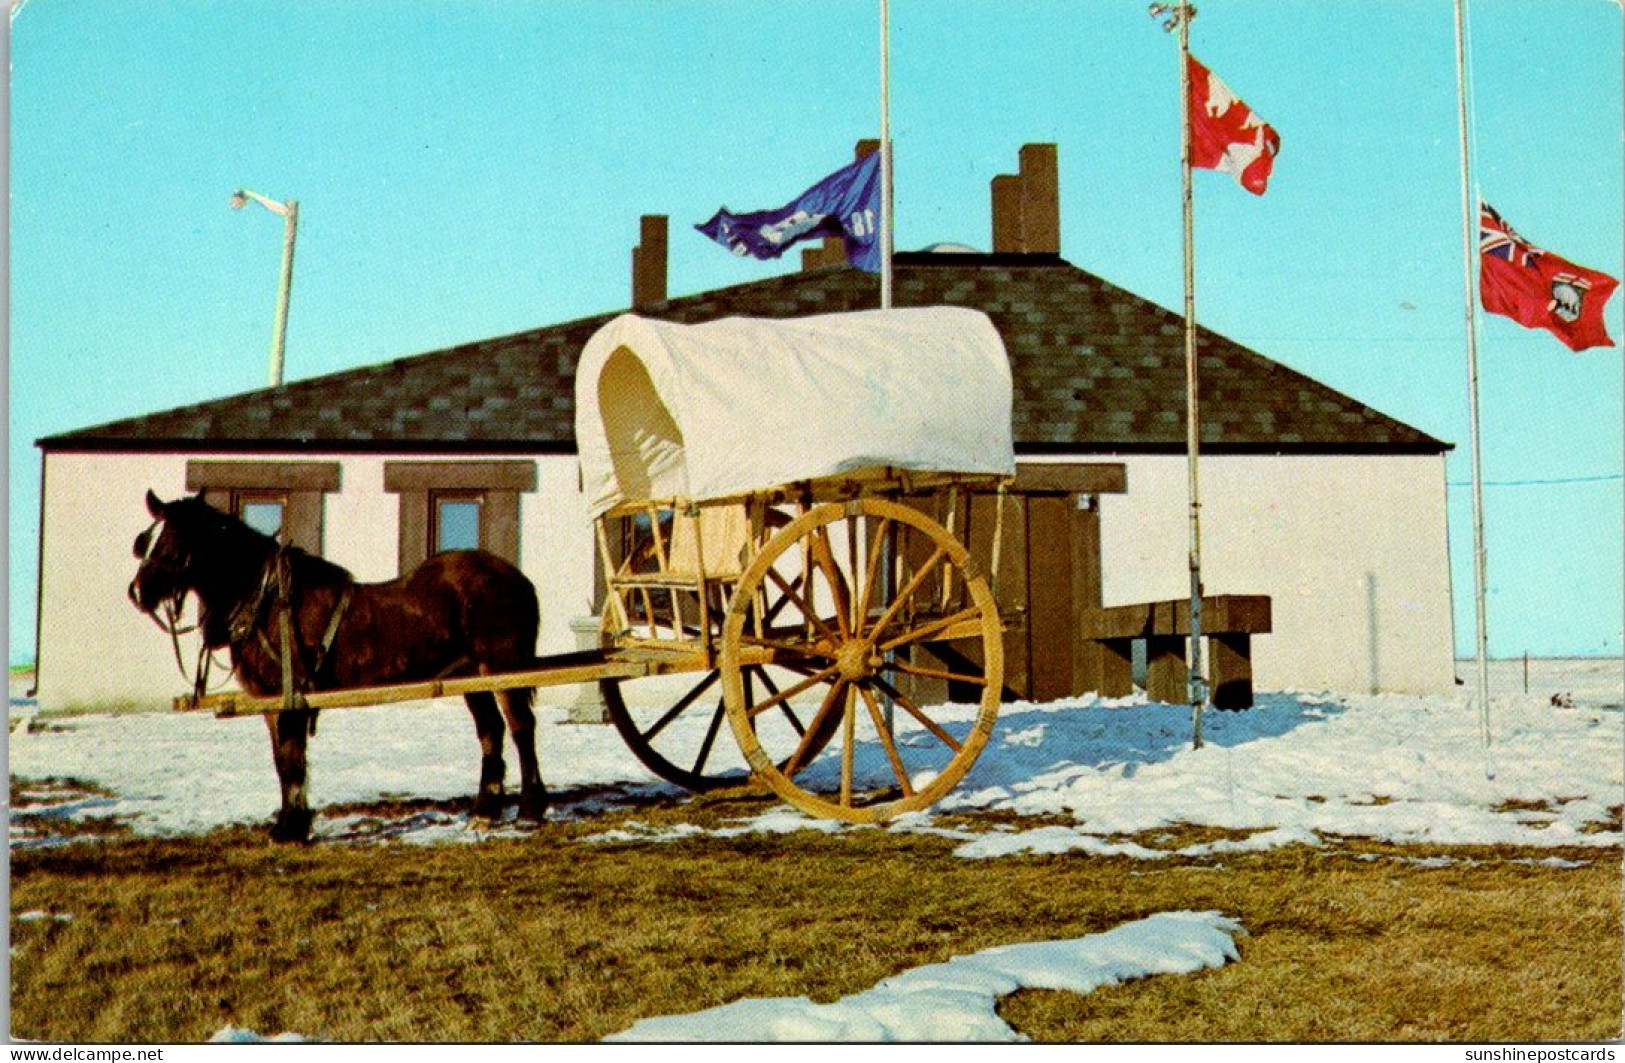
801 139 881 270
991 143 1059 254
632 214 667 309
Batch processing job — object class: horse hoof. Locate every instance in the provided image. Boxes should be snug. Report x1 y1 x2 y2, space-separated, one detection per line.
518 789 550 823
269 808 313 844
472 791 506 823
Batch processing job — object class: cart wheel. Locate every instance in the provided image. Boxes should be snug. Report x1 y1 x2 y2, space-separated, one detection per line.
602 664 808 792
601 508 834 792
720 498 1003 823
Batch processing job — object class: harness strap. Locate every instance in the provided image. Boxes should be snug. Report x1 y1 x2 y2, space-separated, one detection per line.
313 584 352 676
228 553 280 647
246 546 352 733
278 603 306 716
253 581 353 680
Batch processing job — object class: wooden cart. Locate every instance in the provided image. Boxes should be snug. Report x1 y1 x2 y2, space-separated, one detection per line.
184 307 1019 823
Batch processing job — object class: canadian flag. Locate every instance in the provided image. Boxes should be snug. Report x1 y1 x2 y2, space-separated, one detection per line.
1187 54 1280 195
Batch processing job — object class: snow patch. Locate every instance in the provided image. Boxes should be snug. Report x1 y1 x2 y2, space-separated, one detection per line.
209 1025 310 1043
606 910 1244 1042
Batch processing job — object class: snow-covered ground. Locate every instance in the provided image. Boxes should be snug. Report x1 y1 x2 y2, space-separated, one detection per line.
10 668 1619 1044
9 675 1621 856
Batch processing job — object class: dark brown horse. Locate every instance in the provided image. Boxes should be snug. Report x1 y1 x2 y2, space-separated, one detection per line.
129 490 544 842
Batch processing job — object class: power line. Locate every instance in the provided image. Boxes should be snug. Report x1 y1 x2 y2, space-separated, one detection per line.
1446 473 1623 487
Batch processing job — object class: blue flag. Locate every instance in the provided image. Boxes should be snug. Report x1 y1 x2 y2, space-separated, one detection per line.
696 153 882 273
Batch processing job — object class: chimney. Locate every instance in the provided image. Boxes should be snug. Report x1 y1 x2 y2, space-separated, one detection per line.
800 237 846 271
801 139 882 271
990 143 1060 254
632 214 668 309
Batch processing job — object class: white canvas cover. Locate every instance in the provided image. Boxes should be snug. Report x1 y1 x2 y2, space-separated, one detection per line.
575 307 1016 516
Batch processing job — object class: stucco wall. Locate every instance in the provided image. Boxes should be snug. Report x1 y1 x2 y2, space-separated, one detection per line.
35 446 1455 712
37 452 196 711
1078 452 1456 695
34 451 595 713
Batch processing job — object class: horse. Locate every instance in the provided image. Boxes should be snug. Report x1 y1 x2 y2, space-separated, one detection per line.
129 490 544 843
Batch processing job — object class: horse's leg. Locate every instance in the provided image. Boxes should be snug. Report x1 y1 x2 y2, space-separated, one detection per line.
497 687 547 822
264 710 315 843
465 691 508 821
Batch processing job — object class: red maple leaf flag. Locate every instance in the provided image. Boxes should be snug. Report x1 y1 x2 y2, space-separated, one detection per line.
1480 202 1619 352
1187 53 1280 195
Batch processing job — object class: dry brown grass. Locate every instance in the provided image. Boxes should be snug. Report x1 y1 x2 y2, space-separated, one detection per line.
9 793 1622 1043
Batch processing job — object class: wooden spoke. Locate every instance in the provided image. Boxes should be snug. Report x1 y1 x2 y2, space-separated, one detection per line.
853 516 891 636
882 659 988 688
866 545 949 644
809 524 851 639
783 678 847 776
762 572 803 626
876 606 984 654
859 684 914 798
846 511 861 630
745 663 841 719
839 684 857 807
691 700 726 776
871 676 963 754
766 567 838 641
644 669 720 741
750 668 805 737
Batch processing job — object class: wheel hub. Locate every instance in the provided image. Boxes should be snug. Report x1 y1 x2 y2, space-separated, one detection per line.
836 638 879 681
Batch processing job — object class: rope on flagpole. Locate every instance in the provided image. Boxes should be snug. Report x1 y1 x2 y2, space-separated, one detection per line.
1452 0 1494 768
879 0 894 311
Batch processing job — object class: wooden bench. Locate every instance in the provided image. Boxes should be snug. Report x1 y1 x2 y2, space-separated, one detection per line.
1078 595 1272 709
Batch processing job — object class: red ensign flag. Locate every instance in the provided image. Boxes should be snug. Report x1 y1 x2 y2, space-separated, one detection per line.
1480 202 1619 352
1187 54 1280 195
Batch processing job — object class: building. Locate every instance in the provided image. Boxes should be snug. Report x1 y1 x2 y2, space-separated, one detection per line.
33 145 1454 713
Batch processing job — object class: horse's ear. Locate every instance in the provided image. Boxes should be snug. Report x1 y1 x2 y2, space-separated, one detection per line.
146 490 165 519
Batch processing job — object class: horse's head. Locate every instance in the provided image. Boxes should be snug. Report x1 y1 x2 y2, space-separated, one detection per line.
129 489 247 620
130 490 189 617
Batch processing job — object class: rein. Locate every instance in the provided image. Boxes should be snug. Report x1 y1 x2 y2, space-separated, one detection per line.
147 597 232 705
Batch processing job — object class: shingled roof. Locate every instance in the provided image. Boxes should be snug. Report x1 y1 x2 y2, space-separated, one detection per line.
42 252 1447 455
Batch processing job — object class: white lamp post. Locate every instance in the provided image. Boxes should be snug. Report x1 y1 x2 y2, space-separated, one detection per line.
230 188 299 388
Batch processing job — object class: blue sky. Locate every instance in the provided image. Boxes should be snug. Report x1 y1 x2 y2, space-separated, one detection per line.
8 0 1623 663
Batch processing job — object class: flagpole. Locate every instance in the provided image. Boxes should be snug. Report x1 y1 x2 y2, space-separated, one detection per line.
879 0 894 310
1173 1 1207 749
1452 0 1492 756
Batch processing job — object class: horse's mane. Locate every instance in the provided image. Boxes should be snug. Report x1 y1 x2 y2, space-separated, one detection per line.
174 495 355 587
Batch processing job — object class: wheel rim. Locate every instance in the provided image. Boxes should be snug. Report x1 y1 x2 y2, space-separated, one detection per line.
601 672 744 791
720 498 1003 823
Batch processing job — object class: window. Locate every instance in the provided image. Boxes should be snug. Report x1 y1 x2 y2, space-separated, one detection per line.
237 494 287 538
186 461 341 553
433 493 482 554
384 461 537 572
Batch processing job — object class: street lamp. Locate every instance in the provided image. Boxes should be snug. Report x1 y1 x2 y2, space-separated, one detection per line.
230 188 299 388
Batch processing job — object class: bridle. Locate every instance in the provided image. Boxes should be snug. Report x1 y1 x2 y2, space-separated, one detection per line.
133 517 228 702
134 519 351 711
